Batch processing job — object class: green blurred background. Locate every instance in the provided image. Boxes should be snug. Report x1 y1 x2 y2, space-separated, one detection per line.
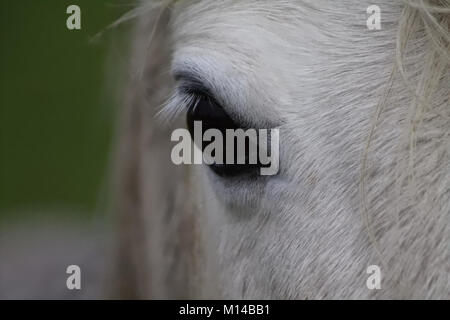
0 1 133 222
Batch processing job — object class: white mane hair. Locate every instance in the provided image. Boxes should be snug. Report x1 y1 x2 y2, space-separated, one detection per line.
112 0 449 299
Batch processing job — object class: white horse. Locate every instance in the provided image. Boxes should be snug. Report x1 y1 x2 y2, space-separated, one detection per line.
113 0 449 299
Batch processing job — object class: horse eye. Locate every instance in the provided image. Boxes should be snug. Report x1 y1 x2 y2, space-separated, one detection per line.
186 94 261 177
187 94 238 134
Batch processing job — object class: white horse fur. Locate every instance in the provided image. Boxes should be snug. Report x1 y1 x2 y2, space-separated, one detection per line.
114 0 449 299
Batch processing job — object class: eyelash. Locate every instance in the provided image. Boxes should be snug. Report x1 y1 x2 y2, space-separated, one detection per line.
156 88 202 126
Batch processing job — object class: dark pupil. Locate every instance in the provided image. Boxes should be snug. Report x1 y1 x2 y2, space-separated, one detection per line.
186 95 263 177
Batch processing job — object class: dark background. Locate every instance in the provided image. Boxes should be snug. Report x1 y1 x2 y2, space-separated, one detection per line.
0 1 135 299
0 0 132 222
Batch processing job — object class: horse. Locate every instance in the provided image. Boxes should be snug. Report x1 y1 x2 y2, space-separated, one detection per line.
112 0 450 299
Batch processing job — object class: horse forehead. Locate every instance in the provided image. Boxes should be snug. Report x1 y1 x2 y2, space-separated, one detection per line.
171 2 291 56
170 0 396 83
171 0 387 40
